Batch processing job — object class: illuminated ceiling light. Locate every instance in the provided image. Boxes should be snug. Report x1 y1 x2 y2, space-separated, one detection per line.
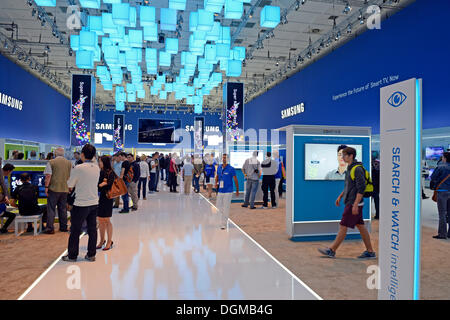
347 24 352 33
31 8 36 16
301 0 306 4
295 1 300 11
343 2 352 14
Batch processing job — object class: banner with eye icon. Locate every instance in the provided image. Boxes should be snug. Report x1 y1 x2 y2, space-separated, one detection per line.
379 78 422 301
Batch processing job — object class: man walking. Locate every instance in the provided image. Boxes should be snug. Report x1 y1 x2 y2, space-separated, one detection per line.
318 147 376 258
62 144 100 262
168 152 179 193
44 147 72 234
215 154 239 230
260 152 278 209
241 151 261 210
149 153 157 194
182 158 194 195
430 151 450 239
127 153 140 211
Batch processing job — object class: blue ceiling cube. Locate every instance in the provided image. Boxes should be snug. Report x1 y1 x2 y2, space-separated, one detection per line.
79 30 97 51
143 25 158 41
140 6 156 27
104 45 120 64
159 51 172 67
205 44 217 64
224 0 243 19
128 29 143 48
112 3 130 26
232 46 246 61
34 0 56 7
226 59 242 77
79 0 100 9
160 8 177 31
260 5 280 28
189 11 198 32
146 48 157 63
218 26 231 44
129 6 137 28
194 104 202 114
159 91 167 100
102 13 118 34
165 38 179 54
169 0 187 11
70 35 80 51
216 43 230 58
88 16 104 35
206 22 220 41
103 0 121 3
197 9 214 31
204 0 225 14
76 50 94 69
137 89 146 99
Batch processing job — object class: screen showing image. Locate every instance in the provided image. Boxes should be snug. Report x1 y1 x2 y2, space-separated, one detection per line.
138 119 182 144
426 147 444 161
194 117 204 153
9 171 46 198
229 151 264 169
305 144 363 180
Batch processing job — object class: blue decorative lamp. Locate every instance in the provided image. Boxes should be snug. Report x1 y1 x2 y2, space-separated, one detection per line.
79 0 100 9
160 8 177 31
224 0 243 19
260 5 280 28
140 6 156 26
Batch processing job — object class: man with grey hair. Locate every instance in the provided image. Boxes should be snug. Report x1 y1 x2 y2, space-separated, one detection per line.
242 151 261 209
43 147 72 234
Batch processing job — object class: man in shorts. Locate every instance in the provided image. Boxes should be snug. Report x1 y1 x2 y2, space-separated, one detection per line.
318 147 376 259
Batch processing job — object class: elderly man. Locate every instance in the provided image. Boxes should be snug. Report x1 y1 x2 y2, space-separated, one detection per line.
44 147 72 234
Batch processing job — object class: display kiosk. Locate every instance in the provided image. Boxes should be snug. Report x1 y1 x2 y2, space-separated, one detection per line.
280 125 372 241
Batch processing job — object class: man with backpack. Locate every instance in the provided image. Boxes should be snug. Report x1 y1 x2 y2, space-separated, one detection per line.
318 146 376 259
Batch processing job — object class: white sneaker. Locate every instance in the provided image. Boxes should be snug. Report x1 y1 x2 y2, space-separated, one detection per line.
272 206 277 209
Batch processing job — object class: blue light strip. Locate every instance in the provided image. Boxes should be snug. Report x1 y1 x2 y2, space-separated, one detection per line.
414 79 421 300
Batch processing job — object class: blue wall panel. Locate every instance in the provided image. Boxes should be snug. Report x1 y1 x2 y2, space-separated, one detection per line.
0 54 70 145
245 0 450 138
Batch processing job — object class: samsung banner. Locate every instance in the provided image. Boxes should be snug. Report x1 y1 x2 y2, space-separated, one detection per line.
71 75 95 147
113 114 125 152
379 78 422 300
223 82 244 143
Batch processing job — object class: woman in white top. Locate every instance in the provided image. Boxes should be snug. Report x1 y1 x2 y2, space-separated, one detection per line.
138 155 150 200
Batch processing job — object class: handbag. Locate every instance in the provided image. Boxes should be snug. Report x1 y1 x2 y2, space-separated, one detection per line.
432 174 450 202
107 174 128 200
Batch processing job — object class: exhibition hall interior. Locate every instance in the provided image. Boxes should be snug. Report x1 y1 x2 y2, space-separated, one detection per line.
0 0 449 301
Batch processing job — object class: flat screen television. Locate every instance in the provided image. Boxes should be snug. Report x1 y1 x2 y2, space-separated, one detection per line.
229 151 264 169
9 171 46 198
138 119 182 144
425 147 444 161
304 143 363 180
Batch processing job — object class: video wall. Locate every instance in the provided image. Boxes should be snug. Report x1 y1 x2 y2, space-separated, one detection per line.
94 108 223 149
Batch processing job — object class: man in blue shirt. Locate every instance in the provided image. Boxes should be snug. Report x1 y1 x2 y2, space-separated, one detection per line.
215 154 239 230
430 152 450 239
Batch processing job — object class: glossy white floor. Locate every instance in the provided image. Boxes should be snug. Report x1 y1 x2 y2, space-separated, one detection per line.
20 182 320 300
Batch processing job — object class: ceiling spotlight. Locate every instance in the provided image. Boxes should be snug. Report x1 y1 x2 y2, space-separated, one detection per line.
3 40 8 49
41 19 46 27
335 31 341 41
343 2 352 14
281 15 288 25
275 60 279 66
27 0 33 6
295 1 300 11
301 0 306 4
45 45 50 53
347 24 352 34
31 8 36 17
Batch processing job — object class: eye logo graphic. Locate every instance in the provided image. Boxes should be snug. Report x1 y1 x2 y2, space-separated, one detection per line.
387 91 407 108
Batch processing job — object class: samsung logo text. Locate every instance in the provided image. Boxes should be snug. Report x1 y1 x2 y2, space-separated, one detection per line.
0 92 23 111
281 103 305 119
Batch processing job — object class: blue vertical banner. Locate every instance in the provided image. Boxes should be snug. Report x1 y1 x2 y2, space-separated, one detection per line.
71 75 95 147
113 114 125 152
224 82 244 143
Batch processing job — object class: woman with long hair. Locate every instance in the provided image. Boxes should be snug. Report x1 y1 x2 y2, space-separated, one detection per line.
97 155 115 251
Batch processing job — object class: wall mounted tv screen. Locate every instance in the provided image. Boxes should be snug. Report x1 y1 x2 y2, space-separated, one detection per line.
138 119 182 144
304 143 363 181
425 147 444 161
9 171 46 198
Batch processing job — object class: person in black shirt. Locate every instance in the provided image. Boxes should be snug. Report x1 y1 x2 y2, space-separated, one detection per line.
127 153 140 211
9 173 45 233
0 163 16 233
97 156 115 251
